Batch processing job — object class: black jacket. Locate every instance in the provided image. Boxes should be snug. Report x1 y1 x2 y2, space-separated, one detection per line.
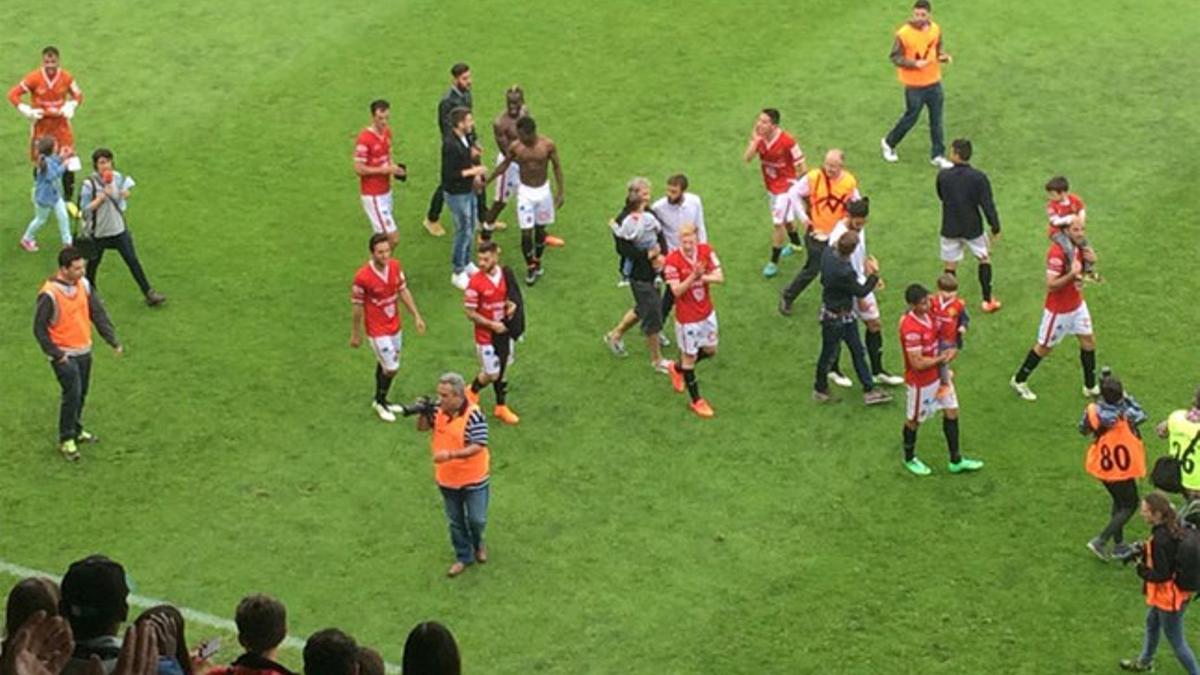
820 246 878 314
936 162 1000 239
441 133 476 194
1138 524 1181 584
436 86 473 138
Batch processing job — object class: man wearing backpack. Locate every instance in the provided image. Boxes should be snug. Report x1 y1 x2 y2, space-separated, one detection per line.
79 147 165 307
1080 372 1147 561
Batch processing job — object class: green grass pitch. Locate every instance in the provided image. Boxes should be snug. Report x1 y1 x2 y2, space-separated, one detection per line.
2 1 1199 672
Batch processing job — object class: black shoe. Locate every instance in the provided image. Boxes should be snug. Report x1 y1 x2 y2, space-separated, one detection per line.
525 268 538 286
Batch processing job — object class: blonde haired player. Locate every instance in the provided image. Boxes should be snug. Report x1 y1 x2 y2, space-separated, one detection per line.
664 224 723 418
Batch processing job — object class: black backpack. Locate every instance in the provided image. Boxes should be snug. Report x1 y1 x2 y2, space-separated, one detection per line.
1175 526 1200 592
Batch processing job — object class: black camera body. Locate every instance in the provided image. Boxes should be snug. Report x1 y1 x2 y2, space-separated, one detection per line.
399 396 437 419
1115 541 1145 564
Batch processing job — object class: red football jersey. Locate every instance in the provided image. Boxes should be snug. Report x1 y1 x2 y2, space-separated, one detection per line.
930 295 965 345
663 244 720 324
756 131 802 195
1045 242 1084 313
354 126 392 196
351 259 405 337
1046 193 1086 238
900 310 940 387
464 269 508 345
10 68 81 158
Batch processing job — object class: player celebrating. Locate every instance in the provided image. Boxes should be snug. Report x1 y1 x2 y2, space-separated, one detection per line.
354 99 406 249
1010 219 1098 402
481 86 527 237
350 233 426 423
9 46 84 203
464 241 520 425
742 108 806 278
486 117 564 285
664 225 723 419
899 283 983 476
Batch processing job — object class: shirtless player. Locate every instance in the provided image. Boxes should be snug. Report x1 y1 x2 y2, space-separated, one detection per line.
487 116 565 285
481 86 527 237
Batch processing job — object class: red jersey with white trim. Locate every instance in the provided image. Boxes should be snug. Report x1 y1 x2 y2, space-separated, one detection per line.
354 126 392 196
930 295 966 345
9 68 81 158
464 268 508 345
351 259 405 337
1046 193 1086 237
755 131 802 195
663 244 720 323
900 311 940 387
1045 242 1084 313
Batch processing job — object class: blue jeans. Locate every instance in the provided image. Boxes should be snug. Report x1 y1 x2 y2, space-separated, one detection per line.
885 82 945 159
445 191 477 273
1140 603 1200 675
815 316 874 393
439 481 489 564
24 199 72 245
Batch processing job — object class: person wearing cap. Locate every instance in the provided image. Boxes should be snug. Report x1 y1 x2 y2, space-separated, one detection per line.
59 555 129 675
33 246 123 462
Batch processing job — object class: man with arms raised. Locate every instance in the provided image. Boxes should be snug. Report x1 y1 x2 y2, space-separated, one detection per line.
742 108 806 278
487 117 564 285
353 99 405 249
664 225 723 419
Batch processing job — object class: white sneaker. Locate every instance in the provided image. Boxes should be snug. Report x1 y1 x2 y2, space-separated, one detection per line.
386 402 405 413
1083 384 1100 398
372 401 397 422
1010 377 1038 401
653 358 673 374
830 372 854 388
875 372 905 386
880 138 899 163
451 272 469 290
465 262 479 276
931 156 954 169
658 333 671 347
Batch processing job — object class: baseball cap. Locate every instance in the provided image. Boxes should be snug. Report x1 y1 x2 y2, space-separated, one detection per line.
60 555 129 622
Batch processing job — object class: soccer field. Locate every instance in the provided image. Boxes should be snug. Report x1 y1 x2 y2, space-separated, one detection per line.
2 1 1199 672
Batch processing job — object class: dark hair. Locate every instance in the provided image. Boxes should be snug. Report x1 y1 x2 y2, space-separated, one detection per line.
761 108 781 125
1045 176 1069 193
58 247 85 269
516 116 536 136
450 63 469 78
505 85 524 102
402 622 460 675
448 107 471 129
936 273 958 292
368 233 391 253
356 648 385 675
846 197 870 218
836 230 859 257
36 136 55 157
92 147 114 169
666 174 689 191
478 240 499 255
914 0 931 10
59 555 129 641
136 605 192 675
235 594 287 654
369 99 390 115
1100 373 1123 405
304 628 358 675
3 578 60 652
951 138 972 161
905 283 929 306
1144 491 1185 540
42 46 60 58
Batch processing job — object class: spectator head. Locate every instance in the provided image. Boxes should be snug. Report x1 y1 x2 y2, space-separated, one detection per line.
665 174 689 202
625 176 650 210
303 629 358 675
936 273 958 293
950 138 972 163
59 555 129 641
1100 373 1124 405
356 648 385 675
92 147 115 171
504 85 524 115
437 372 468 415
235 594 288 656
137 605 192 675
516 116 537 141
836 230 859 258
36 136 55 158
448 107 472 133
450 63 471 90
905 283 930 310
1045 175 1069 196
402 622 460 675
4 577 60 652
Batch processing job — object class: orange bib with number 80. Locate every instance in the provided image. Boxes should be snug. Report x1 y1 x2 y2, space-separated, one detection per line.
1084 404 1147 481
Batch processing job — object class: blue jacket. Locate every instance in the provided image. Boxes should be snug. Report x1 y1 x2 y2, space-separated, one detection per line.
33 155 66 207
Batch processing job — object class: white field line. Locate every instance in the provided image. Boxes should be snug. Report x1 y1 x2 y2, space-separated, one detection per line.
0 559 401 674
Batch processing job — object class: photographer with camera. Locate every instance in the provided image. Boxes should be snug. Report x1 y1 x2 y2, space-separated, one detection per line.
408 372 490 578
1081 370 1148 561
1117 492 1200 674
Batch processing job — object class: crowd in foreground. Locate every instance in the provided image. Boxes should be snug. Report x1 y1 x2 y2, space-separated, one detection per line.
0 556 461 675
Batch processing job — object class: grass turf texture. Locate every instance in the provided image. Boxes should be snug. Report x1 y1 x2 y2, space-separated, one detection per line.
1 0 1199 672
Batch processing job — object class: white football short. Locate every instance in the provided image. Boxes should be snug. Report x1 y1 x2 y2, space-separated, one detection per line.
855 292 881 322
477 342 515 377
494 152 521 203
1038 302 1093 348
906 380 958 424
361 192 397 234
517 181 555 230
675 312 719 356
939 235 989 263
768 187 803 226
369 331 403 372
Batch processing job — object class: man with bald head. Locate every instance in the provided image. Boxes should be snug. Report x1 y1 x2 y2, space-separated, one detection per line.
780 148 861 317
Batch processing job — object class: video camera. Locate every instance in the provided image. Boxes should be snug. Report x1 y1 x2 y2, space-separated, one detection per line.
398 396 437 419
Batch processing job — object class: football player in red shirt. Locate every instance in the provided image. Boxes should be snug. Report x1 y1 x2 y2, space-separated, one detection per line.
1045 175 1099 281
1010 219 1098 402
464 241 520 425
930 273 969 398
354 99 406 250
742 108 806 278
9 46 84 202
900 283 982 476
351 233 426 422
664 225 723 418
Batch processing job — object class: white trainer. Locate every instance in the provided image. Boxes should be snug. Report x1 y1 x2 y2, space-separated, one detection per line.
1083 384 1100 398
465 262 479 276
931 156 954 169
830 372 854 388
372 401 397 422
875 372 905 386
1010 377 1038 401
880 138 899 163
451 272 469 290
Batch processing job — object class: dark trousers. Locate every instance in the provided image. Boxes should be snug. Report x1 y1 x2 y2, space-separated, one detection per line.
1098 478 1139 545
885 82 945 159
85 230 152 295
50 353 92 442
782 234 827 303
815 317 874 393
660 285 674 321
428 184 487 223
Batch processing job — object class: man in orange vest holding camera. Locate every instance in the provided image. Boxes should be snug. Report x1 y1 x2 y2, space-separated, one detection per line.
880 0 954 169
33 247 123 461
